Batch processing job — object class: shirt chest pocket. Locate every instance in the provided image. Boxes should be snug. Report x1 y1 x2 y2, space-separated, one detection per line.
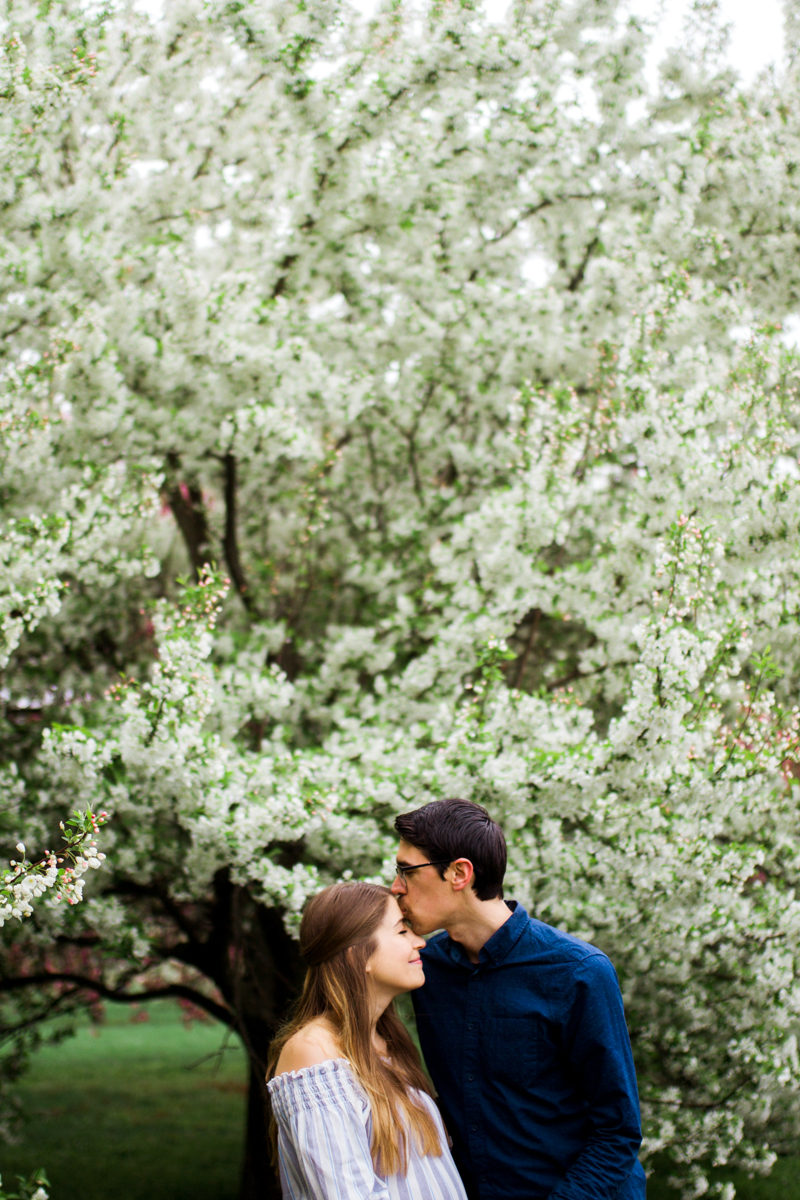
481 1015 553 1088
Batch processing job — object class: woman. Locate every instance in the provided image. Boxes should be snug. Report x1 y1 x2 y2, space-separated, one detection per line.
267 881 467 1200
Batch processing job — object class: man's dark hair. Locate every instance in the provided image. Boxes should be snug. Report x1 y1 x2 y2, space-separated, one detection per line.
394 798 507 901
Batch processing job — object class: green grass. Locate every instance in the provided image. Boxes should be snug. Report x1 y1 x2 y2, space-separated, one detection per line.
1 1000 797 1200
0 1001 247 1200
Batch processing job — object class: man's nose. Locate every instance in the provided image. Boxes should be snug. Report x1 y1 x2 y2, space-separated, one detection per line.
390 875 405 896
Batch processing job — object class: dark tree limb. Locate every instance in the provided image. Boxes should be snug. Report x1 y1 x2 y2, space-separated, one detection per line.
1 319 30 341
271 253 298 298
513 608 541 690
545 664 607 691
150 205 224 225
0 986 84 1043
488 193 595 246
166 455 211 580
222 452 257 614
568 234 600 292
0 973 234 1028
192 146 213 180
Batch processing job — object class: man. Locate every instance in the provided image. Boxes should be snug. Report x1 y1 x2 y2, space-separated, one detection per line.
391 797 646 1200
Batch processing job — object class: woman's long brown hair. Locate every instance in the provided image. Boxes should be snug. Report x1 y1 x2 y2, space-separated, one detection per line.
267 881 443 1176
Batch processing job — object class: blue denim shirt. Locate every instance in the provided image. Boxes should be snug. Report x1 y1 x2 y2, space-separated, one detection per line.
412 902 646 1200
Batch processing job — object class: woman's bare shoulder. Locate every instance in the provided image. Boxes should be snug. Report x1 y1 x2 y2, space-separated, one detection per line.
274 1020 343 1077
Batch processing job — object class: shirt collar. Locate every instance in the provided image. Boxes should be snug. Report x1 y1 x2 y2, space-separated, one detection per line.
445 899 529 968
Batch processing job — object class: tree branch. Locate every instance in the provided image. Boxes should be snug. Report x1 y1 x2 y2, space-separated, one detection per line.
488 194 595 246
513 607 541 689
567 234 600 292
192 146 213 181
166 455 210 581
222 452 256 613
0 973 234 1028
545 663 606 691
0 986 84 1042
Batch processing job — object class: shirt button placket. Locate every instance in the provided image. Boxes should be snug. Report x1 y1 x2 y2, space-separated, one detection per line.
464 969 489 1197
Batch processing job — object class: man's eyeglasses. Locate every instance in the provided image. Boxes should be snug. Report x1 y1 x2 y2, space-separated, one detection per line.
394 860 451 881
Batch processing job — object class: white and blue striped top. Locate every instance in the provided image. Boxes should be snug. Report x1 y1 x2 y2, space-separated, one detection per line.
268 1058 468 1200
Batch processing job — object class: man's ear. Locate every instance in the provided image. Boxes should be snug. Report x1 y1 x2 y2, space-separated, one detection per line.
448 858 475 892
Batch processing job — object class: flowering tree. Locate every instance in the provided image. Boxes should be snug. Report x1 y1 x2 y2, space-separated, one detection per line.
3 1 800 1197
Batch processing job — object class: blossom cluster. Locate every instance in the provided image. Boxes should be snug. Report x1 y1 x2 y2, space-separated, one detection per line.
0 809 107 926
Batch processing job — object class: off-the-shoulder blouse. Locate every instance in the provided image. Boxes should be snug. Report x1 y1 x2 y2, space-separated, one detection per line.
268 1058 468 1200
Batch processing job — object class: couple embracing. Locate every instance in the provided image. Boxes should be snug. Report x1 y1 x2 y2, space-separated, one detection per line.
267 799 646 1200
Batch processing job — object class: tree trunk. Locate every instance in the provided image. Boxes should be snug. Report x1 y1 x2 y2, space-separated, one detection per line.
235 895 304 1200
241 1061 281 1200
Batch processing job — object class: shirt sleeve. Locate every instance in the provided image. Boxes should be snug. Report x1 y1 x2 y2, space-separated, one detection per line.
268 1061 391 1200
546 954 643 1200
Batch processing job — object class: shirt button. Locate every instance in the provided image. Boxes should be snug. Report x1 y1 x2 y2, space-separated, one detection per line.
470 1124 478 1131
467 1073 474 1080
467 1023 474 1030
480 1176 487 1183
